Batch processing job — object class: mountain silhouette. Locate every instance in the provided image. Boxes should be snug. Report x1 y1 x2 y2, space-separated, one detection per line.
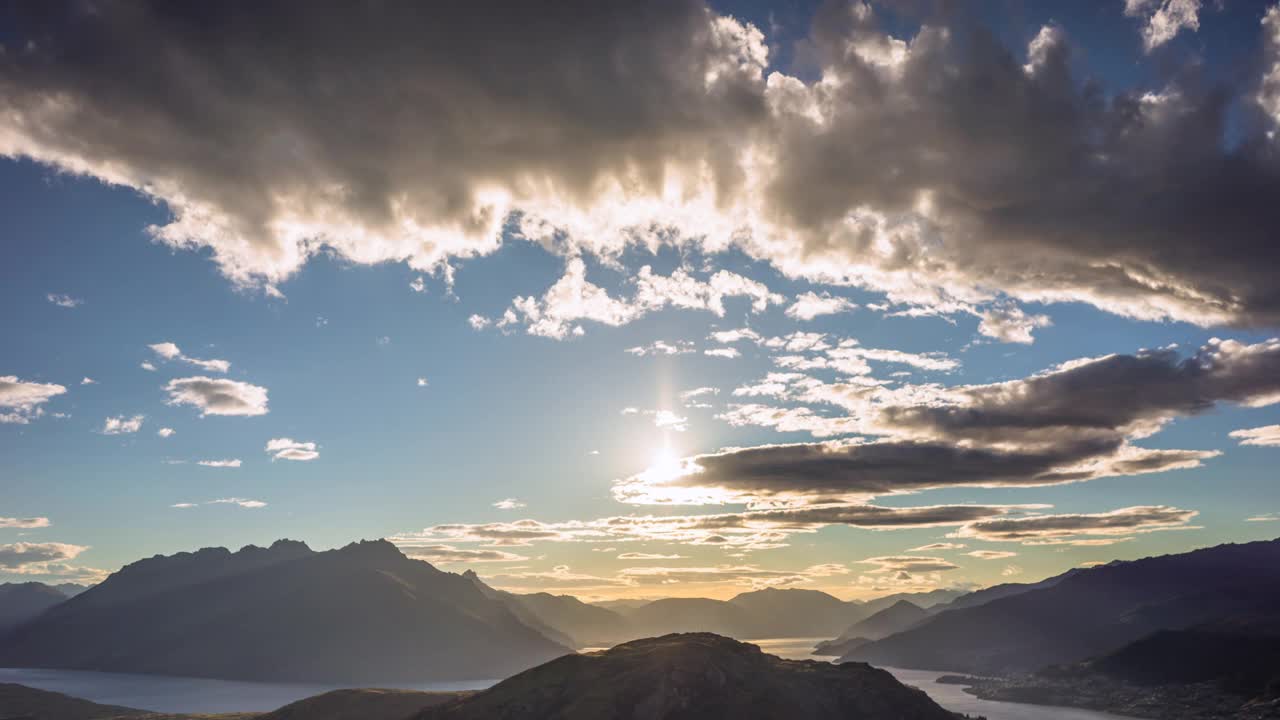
846 538 1280 675
413 633 957 720
0 539 570 683
0 582 71 634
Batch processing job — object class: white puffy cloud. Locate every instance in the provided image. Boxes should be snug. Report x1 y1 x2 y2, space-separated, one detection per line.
157 427 175 438
197 459 242 468
500 259 781 339
148 342 230 373
704 347 741 358
493 498 526 510
101 414 144 435
977 305 1052 344
46 293 82 308
80 377 95 385
0 517 50 529
1124 0 1202 52
164 377 269 417
410 275 426 293
265 437 319 461
965 550 1018 560
208 497 265 508
626 340 696 356
0 376 66 424
786 291 858 320
1229 424 1280 447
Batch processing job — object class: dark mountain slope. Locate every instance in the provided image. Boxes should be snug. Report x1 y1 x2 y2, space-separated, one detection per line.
0 683 149 720
847 538 1280 675
0 582 68 634
0 539 570 683
727 587 866 637
839 600 929 641
624 598 754 639
926 569 1083 615
463 570 630 647
415 633 957 720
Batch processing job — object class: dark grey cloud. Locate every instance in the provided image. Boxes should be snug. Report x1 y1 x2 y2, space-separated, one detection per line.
954 505 1198 544
0 541 87 569
619 339 1280 505
2 1 1278 325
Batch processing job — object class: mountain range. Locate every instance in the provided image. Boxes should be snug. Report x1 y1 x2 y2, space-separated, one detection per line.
0 581 84 634
845 538 1280 676
0 539 570 683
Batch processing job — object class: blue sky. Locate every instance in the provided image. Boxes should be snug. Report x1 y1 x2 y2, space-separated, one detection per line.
3 0 1280 599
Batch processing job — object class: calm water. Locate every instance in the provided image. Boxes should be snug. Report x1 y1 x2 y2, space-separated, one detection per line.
0 667 495 714
2 641 1135 719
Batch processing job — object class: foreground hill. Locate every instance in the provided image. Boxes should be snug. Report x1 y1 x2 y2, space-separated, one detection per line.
0 539 570 683
414 633 958 720
847 538 1280 675
0 582 70 633
257 688 466 720
0 683 150 720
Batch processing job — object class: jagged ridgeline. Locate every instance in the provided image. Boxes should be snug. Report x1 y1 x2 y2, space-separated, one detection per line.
0 539 570 683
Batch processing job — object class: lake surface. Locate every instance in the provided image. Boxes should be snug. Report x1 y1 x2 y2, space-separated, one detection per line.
0 667 495 714
884 668 1137 720
1 644 1135 719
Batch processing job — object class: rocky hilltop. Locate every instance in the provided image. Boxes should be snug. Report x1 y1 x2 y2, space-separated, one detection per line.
415 633 959 720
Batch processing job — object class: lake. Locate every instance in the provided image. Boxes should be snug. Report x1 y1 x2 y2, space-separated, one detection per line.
1 642 1136 719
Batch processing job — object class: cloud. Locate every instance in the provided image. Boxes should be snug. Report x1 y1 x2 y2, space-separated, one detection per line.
1001 564 1024 577
410 275 426 293
46 293 82 308
978 305 1052 344
617 552 686 560
0 541 87 568
148 342 230 373
197 459 242 468
140 362 157 372
157 427 175 438
619 339 1279 506
493 498 526 510
467 314 491 330
208 497 266 508
1124 0 1202 51
908 542 965 552
5 2 1280 327
0 517 51 529
100 414 144 435
390 502 1029 553
626 340 696 356
405 544 528 564
165 376 269 416
952 505 1198 544
704 347 741 359
265 437 319 461
709 328 761 344
80 377 95 385
1247 512 1280 522
0 376 67 424
786 292 858 321
1229 424 1280 447
965 550 1018 560
416 377 429 387
622 408 690 432
859 555 961 574
500 259 781 339
170 503 197 509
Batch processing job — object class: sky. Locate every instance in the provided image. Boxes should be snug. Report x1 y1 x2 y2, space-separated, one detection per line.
2 0 1280 601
